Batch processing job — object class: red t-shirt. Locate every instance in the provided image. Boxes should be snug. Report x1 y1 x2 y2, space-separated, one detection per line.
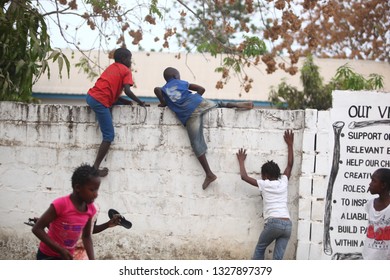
88 62 134 107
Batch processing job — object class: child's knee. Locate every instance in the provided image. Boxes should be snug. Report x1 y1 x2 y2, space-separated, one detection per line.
102 131 115 143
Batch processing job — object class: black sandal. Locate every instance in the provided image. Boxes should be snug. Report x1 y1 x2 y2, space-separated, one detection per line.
108 209 132 229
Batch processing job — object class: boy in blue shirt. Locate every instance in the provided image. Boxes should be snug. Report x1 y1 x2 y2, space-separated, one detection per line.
154 67 253 190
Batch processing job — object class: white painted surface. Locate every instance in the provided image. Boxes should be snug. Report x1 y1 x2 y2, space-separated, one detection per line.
1 90 388 260
0 101 303 259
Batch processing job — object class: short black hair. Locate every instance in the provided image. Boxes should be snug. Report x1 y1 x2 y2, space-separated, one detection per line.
71 164 99 188
114 48 132 63
261 160 281 179
163 67 179 82
376 168 390 191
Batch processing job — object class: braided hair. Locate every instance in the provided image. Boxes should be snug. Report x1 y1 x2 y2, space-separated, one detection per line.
261 160 281 180
71 164 99 188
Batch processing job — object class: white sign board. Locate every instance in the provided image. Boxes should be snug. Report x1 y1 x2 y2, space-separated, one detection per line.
325 90 390 259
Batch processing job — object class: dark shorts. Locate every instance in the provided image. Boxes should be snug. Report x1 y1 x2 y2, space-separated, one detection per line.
36 249 62 260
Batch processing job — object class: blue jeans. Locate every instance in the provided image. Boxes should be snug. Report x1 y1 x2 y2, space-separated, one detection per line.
252 218 292 260
86 94 114 142
185 99 217 157
185 100 228 157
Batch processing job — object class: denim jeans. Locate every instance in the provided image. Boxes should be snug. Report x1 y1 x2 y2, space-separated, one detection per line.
252 218 292 260
86 94 114 142
185 99 217 157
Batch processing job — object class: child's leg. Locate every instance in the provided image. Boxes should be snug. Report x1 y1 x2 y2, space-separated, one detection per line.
252 221 276 260
197 153 217 190
218 101 254 109
272 219 292 260
186 107 217 189
94 141 111 176
87 94 114 177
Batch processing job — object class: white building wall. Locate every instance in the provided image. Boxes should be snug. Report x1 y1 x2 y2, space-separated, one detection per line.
32 50 390 103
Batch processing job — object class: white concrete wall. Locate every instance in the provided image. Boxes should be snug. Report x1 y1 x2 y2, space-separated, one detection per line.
0 101 305 260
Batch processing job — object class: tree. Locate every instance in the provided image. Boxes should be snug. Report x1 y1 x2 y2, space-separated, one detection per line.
0 0 160 102
173 0 389 91
268 55 384 110
0 0 69 102
1 0 388 101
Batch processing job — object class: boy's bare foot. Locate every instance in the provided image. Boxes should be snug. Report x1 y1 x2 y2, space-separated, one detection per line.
98 167 109 177
202 174 217 190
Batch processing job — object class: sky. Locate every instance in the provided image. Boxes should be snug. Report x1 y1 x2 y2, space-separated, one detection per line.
37 0 180 53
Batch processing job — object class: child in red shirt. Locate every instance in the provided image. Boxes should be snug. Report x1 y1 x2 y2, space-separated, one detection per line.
87 48 148 177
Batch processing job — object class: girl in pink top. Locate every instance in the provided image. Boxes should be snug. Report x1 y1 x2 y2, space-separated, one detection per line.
32 164 99 260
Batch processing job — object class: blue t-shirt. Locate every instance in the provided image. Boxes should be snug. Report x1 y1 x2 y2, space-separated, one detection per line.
161 79 203 125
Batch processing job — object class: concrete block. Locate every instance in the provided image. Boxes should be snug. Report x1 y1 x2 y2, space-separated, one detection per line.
0 102 22 121
304 109 318 131
311 221 324 244
262 110 304 130
312 175 327 198
315 154 330 176
309 243 327 260
297 220 311 241
299 176 312 197
296 241 311 260
317 110 330 132
298 198 312 220
150 107 181 126
55 104 71 123
209 108 263 129
302 131 316 152
311 199 325 221
16 147 58 167
0 146 17 165
301 153 315 174
316 131 330 153
1 122 27 144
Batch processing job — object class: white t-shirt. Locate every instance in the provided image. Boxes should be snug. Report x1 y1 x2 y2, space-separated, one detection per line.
256 175 290 220
362 199 390 260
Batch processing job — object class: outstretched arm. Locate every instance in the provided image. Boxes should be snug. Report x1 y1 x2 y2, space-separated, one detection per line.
283 130 294 179
153 87 167 107
236 148 258 187
93 214 121 234
123 84 148 107
189 83 205 95
32 204 73 260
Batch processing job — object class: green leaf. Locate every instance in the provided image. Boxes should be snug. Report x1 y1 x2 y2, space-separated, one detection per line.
58 56 64 78
149 0 162 19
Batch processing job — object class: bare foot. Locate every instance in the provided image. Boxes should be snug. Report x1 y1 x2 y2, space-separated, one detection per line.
202 174 217 190
98 167 109 177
